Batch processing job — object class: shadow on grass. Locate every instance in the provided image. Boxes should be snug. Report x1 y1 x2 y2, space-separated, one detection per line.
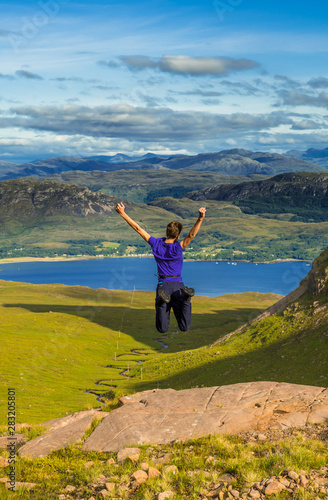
131 322 328 391
3 302 262 352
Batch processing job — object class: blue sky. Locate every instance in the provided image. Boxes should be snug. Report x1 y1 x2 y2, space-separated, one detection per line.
1 0 328 163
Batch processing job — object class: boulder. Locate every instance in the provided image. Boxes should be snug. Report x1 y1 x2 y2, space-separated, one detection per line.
81 382 328 452
19 409 107 458
0 434 27 450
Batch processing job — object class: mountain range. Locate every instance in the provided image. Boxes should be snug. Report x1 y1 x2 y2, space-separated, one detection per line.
0 148 325 181
286 146 328 168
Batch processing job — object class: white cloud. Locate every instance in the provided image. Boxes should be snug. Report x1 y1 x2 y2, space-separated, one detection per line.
119 55 260 76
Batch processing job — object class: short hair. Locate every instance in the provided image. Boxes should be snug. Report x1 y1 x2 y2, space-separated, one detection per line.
166 221 183 239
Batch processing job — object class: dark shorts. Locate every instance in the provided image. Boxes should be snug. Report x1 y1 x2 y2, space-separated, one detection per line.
155 280 191 334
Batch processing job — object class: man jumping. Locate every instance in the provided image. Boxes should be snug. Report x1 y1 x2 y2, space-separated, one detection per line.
115 202 206 333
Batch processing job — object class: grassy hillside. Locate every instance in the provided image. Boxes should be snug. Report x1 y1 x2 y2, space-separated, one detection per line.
0 279 280 425
129 247 328 394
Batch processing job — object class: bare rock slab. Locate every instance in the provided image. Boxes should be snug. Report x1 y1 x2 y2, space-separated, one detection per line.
19 409 107 458
82 382 328 452
0 434 27 450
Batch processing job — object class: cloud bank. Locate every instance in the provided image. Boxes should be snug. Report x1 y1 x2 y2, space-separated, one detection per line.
0 104 293 142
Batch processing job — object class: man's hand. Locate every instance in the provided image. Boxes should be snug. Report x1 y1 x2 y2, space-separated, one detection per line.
116 202 125 216
198 207 206 220
115 201 150 242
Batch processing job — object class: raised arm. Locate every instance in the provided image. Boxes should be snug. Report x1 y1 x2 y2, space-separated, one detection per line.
115 202 151 242
181 207 206 249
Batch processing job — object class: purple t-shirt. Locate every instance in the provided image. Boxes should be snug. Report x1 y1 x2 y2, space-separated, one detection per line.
148 236 184 282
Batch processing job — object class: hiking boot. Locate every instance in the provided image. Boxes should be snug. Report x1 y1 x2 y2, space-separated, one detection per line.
157 289 171 304
180 286 195 298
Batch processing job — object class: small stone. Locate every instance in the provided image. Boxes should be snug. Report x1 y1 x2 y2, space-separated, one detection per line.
117 447 140 463
99 489 110 498
264 481 286 495
0 457 9 468
140 462 149 470
88 497 96 500
84 461 94 468
157 492 174 500
58 495 66 500
98 474 106 480
207 487 223 498
105 482 116 492
257 433 267 441
131 470 148 485
288 471 299 481
163 465 178 474
206 455 216 463
299 475 309 487
248 489 261 498
65 485 76 493
106 458 115 465
230 490 240 498
148 466 161 478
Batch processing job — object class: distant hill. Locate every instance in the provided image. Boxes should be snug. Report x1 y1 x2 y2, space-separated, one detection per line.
86 152 174 163
103 149 322 175
1 178 328 262
39 169 270 203
0 160 18 170
285 146 328 168
185 172 328 222
0 178 131 220
0 156 134 181
0 148 323 181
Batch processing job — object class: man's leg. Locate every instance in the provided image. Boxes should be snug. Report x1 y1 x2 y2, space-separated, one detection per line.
155 284 171 333
170 282 192 332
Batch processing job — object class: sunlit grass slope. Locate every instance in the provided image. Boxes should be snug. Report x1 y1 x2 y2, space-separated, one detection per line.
131 249 328 393
0 280 279 424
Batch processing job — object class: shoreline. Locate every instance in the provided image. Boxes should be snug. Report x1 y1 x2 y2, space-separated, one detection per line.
0 255 312 265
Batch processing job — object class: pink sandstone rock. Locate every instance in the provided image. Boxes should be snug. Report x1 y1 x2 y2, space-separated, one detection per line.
18 409 107 458
81 382 328 452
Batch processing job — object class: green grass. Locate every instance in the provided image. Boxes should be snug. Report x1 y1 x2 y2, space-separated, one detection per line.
1 265 328 498
0 280 280 425
0 426 327 499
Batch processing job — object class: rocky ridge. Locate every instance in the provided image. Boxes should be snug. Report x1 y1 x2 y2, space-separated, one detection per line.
0 179 131 219
184 172 328 221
